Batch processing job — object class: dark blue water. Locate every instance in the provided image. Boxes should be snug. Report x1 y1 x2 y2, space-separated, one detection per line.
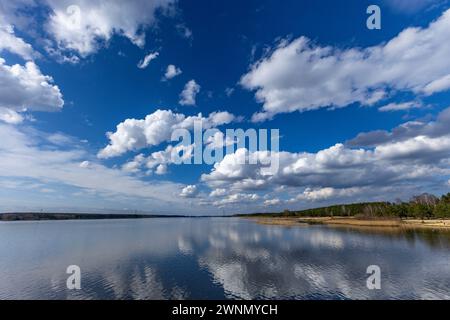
0 218 449 300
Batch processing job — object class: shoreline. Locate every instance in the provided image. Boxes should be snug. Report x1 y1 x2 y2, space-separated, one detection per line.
246 216 450 230
0 213 234 222
0 213 192 222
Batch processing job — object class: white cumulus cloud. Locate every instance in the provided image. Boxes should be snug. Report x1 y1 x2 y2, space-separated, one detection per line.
0 58 64 123
44 0 174 58
137 52 159 69
122 143 195 175
202 107 450 206
298 187 362 201
98 109 236 158
0 24 37 60
210 188 227 197
164 64 182 80
179 80 201 106
264 198 281 206
0 107 24 124
241 9 450 121
180 185 198 198
212 193 259 207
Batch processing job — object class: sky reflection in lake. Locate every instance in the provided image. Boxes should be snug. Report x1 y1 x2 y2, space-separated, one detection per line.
0 218 449 300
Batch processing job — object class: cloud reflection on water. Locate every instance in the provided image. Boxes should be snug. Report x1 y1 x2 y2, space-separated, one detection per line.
0 218 449 299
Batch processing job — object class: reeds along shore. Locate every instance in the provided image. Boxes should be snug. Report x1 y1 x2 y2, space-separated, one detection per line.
248 216 450 230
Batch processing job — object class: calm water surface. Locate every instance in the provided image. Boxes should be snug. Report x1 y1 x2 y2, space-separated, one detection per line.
0 218 450 300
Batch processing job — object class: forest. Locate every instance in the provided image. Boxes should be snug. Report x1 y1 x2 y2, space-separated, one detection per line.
240 193 450 219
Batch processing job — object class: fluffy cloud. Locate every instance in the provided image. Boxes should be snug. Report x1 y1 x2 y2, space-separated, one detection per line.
204 142 448 192
137 52 159 69
179 80 200 106
0 58 64 123
210 188 227 197
297 187 363 202
122 154 146 173
180 185 198 198
203 107 450 205
122 143 195 175
206 111 236 126
202 148 283 186
147 144 194 171
241 9 450 121
212 193 259 207
164 64 182 80
375 135 450 160
0 24 37 60
264 198 281 206
44 0 174 57
0 19 61 123
155 164 168 175
0 107 24 124
98 109 236 158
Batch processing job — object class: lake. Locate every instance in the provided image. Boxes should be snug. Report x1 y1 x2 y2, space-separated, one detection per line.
0 218 450 300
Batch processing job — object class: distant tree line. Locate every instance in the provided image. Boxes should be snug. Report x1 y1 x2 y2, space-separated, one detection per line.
240 193 450 219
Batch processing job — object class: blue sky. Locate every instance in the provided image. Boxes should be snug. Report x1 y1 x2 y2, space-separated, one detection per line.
1 0 450 214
